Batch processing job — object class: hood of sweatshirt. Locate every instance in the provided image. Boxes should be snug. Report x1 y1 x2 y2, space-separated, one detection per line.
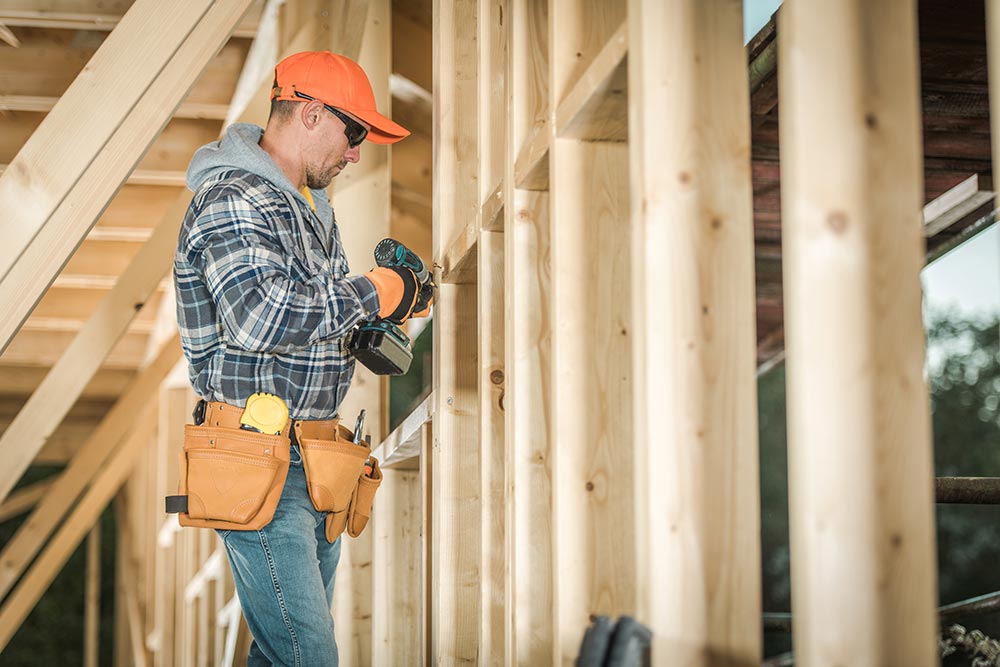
185 123 334 228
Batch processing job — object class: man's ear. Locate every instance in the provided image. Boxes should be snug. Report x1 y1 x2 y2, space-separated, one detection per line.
300 100 324 130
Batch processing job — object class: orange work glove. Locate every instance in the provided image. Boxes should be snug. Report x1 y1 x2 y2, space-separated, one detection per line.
366 266 419 323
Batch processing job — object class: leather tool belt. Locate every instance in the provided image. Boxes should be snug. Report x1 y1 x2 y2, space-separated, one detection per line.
167 400 382 541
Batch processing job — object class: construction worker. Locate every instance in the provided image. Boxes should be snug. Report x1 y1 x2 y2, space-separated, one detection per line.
174 51 423 666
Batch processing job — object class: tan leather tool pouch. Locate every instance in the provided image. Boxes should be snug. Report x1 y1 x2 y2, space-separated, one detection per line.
177 424 290 531
346 458 382 538
296 420 370 541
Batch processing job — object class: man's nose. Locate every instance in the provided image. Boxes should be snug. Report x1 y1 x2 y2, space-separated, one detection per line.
344 144 361 163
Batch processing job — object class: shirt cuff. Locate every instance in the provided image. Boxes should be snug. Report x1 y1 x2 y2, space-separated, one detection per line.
346 274 381 320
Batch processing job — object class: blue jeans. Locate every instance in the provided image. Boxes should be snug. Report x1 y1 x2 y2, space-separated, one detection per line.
219 444 342 667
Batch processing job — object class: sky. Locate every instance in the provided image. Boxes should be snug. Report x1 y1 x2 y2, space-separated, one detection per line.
744 0 1000 324
745 0 783 43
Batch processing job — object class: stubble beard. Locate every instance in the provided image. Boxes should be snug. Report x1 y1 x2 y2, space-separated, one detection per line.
305 162 345 190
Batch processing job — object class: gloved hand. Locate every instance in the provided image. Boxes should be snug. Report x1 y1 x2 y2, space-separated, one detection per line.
410 281 434 318
366 266 419 323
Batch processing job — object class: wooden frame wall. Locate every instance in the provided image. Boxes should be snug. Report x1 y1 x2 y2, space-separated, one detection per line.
0 0 956 663
430 0 765 663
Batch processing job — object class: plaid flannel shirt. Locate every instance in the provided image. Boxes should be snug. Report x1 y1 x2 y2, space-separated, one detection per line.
174 169 380 419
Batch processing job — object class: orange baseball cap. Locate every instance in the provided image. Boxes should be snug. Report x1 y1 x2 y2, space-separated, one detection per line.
271 51 410 145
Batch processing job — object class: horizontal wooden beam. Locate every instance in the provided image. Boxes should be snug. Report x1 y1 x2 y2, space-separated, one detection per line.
0 7 261 38
51 275 170 291
513 123 549 190
481 181 504 231
371 392 434 467
922 173 994 237
1 164 186 187
0 95 231 120
0 365 132 399
555 20 627 141
0 329 149 369
440 227 478 284
21 315 154 335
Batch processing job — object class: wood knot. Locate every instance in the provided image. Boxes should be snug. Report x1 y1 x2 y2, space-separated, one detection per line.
585 481 594 492
827 211 849 234
490 370 504 385
864 112 878 129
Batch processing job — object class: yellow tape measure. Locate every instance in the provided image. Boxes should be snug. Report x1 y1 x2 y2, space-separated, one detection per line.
240 393 289 435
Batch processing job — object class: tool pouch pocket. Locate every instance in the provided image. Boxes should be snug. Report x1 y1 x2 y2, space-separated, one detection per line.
324 458 383 542
296 421 370 541
176 425 290 531
346 458 382 538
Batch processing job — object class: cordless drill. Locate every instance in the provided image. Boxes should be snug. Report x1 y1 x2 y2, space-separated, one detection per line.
347 238 434 375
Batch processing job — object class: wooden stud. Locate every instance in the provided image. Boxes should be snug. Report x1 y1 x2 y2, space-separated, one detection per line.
504 0 550 662
371 469 422 665
0 0 253 353
325 1 388 662
85 523 101 667
549 0 633 662
419 421 434 665
628 1 762 664
432 0 483 661
779 1 938 663
478 229 506 665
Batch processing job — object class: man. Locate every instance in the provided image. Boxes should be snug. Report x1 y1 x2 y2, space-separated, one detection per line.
174 51 423 666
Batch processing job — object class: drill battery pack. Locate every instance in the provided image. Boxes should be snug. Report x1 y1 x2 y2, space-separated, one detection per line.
347 320 413 376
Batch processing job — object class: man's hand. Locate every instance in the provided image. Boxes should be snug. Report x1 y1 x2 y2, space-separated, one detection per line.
410 281 434 318
367 266 419 323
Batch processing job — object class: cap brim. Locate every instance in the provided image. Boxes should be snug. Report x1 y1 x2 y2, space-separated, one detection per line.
350 108 411 145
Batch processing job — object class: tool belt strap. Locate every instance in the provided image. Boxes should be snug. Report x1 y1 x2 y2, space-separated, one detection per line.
200 400 340 439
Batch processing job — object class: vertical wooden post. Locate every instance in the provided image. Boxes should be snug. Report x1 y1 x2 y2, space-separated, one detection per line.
628 1 762 664
990 0 1000 193
433 0 482 662
419 422 434 664
504 0 552 662
85 523 101 667
328 1 391 662
371 468 422 664
477 2 507 662
549 1 635 661
779 1 938 663
478 229 506 665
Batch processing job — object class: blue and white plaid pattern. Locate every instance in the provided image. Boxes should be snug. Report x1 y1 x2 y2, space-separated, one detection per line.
174 169 380 419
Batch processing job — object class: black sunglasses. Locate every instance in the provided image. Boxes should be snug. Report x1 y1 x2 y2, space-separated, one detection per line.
294 91 368 148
